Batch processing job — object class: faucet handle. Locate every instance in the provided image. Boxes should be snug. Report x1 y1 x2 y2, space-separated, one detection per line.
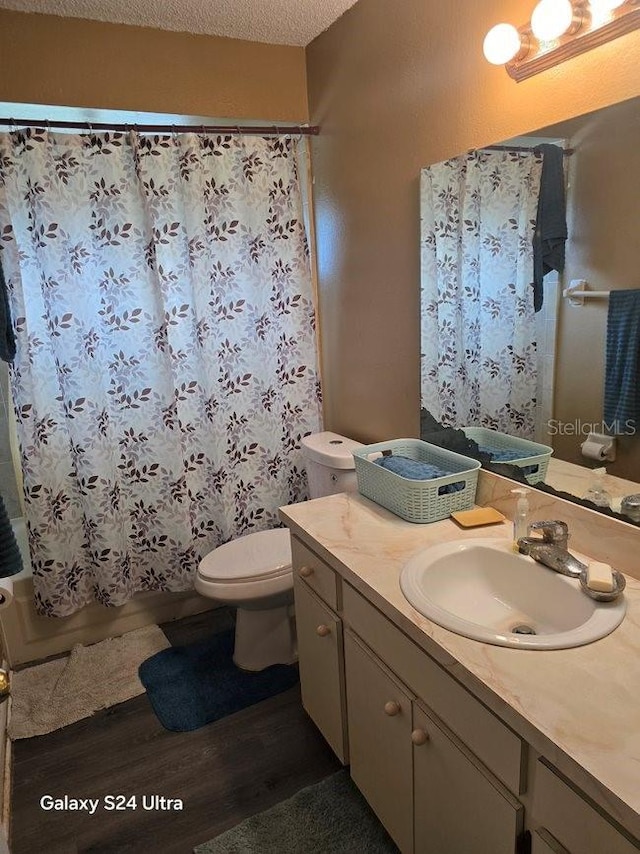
528 520 569 548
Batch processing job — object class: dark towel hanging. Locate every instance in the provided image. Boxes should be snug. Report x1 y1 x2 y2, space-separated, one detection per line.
0 258 16 363
532 144 568 313
0 493 22 578
604 290 640 435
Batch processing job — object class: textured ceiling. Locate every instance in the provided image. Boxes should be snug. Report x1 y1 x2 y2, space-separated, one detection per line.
0 0 360 45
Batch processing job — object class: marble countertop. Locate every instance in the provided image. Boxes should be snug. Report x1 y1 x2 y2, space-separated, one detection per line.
280 492 640 838
545 458 640 514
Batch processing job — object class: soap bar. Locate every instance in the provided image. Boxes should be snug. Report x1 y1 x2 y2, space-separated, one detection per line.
451 507 506 528
586 561 615 593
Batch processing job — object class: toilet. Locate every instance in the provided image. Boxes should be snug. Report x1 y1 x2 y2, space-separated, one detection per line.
194 431 363 671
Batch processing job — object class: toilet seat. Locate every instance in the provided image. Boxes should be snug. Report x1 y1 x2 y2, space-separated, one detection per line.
197 528 292 584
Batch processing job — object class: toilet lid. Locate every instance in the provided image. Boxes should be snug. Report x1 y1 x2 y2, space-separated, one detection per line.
198 528 292 583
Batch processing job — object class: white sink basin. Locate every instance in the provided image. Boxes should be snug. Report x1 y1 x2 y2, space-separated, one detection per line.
400 538 627 649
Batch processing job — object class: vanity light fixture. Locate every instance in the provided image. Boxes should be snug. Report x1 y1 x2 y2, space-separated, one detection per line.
483 0 640 82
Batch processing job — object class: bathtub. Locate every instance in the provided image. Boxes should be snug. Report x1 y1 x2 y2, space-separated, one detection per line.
1 517 216 667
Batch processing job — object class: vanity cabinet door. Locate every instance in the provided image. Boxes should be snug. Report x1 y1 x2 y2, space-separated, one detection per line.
413 704 524 854
294 578 348 763
344 630 414 854
533 761 639 854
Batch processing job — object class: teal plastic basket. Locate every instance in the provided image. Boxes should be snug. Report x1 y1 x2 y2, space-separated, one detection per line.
462 427 553 485
352 439 481 524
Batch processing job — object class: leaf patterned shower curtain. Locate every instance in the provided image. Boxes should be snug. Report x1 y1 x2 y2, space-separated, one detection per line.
420 149 543 438
0 129 322 616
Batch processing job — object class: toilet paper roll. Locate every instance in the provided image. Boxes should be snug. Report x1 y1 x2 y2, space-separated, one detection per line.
581 439 610 461
0 577 14 610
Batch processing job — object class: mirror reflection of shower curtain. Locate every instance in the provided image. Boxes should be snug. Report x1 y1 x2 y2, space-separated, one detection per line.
420 150 543 438
0 129 321 617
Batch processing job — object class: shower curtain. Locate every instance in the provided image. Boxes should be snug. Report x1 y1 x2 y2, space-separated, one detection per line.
0 128 322 616
420 149 543 438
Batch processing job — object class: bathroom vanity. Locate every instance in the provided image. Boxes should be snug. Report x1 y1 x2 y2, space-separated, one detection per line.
280 491 640 854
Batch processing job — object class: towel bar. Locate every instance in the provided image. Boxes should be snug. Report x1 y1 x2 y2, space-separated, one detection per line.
563 279 610 306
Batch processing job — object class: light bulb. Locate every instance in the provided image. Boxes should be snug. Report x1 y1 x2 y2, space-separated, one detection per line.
531 0 574 42
589 0 625 22
483 23 522 65
589 0 625 10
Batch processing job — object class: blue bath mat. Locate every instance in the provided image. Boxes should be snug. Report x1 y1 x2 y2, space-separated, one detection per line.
138 629 299 732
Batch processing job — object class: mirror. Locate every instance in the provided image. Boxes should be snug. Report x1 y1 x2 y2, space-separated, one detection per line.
420 96 640 521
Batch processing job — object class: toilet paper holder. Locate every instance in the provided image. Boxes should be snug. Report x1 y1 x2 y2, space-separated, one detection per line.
581 432 616 462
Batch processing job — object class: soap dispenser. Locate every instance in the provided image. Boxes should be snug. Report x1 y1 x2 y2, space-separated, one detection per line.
584 467 611 508
511 488 530 551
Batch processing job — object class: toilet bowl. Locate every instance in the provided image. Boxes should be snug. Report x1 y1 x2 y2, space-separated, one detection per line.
195 431 363 671
195 528 295 672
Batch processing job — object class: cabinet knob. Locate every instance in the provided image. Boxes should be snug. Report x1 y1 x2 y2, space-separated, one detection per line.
299 566 314 578
411 728 429 746
316 624 331 637
384 701 401 717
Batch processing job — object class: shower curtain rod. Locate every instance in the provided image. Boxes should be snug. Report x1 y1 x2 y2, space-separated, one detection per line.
0 118 320 136
482 144 574 156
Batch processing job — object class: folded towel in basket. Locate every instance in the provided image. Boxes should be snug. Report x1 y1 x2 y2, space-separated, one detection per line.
477 446 523 462
374 454 464 494
477 446 538 477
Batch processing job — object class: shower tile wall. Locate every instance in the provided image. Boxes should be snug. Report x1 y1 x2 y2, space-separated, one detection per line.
0 363 21 518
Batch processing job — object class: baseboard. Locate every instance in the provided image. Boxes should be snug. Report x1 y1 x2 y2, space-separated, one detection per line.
0 576 218 667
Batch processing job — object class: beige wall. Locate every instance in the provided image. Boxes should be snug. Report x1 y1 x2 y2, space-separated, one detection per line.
306 0 640 444
0 10 308 121
551 98 640 478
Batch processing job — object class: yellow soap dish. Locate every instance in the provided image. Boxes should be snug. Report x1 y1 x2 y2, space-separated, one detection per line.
579 567 626 602
450 507 506 528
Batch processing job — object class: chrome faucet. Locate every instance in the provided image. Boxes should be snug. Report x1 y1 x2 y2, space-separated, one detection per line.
518 519 569 551
517 520 586 578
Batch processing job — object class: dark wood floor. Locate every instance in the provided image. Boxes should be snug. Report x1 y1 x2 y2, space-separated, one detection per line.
10 609 342 854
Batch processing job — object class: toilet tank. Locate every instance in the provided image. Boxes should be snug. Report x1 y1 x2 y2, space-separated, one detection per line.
301 432 363 499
